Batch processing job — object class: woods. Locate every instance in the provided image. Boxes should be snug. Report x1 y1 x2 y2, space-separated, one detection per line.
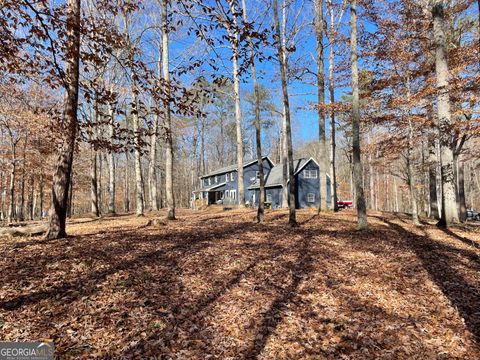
0 1 479 231
1 1 480 358
1 0 479 225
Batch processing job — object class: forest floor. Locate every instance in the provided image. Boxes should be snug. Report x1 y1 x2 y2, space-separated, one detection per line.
1 208 480 359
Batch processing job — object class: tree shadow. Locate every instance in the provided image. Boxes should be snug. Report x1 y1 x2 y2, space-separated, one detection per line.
375 217 480 344
438 227 480 251
243 233 314 359
0 220 261 312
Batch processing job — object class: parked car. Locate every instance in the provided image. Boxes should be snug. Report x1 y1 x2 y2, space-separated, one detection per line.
467 209 480 220
337 200 353 209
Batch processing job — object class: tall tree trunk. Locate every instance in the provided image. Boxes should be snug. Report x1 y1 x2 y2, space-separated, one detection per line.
132 89 144 216
227 0 245 207
432 2 458 226
314 0 327 212
39 173 44 218
406 78 420 225
281 0 288 209
124 151 130 212
273 0 296 226
29 176 35 220
149 114 159 211
107 103 116 214
67 175 74 218
407 119 420 225
327 0 338 212
45 0 80 238
8 143 16 223
18 134 28 221
393 175 399 213
0 171 4 221
161 0 176 219
191 118 198 205
242 0 265 222
428 138 440 219
457 158 467 221
200 117 205 174
350 0 367 229
90 145 100 216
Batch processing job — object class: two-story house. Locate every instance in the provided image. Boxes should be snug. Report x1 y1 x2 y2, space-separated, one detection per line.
194 156 275 206
194 157 331 209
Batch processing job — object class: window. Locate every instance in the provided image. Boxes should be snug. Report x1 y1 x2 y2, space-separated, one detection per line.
215 176 218 183
266 194 272 203
226 174 229 182
255 171 260 179
307 193 315 202
231 190 236 200
208 178 211 185
304 169 318 179
231 172 235 181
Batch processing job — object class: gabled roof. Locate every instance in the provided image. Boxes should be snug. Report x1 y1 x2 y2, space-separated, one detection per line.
200 156 274 178
249 158 316 189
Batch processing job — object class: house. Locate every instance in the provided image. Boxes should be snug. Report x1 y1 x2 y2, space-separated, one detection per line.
193 156 275 206
249 158 331 209
193 157 331 209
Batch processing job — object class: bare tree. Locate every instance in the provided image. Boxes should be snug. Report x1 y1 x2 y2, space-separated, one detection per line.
350 0 367 229
46 0 81 239
273 0 296 227
314 0 328 212
161 0 175 220
241 0 265 222
431 0 459 226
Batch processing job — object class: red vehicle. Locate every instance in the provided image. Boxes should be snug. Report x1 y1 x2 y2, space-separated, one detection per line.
337 200 353 209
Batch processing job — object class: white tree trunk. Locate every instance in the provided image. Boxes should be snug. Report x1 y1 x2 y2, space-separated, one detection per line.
161 0 175 220
274 0 296 226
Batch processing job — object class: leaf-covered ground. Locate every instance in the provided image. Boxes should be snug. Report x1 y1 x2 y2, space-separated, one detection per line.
1 208 479 359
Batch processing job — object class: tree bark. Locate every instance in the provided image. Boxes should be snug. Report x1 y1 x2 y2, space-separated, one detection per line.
132 87 144 217
241 0 265 222
107 103 116 214
350 0 367 229
45 0 81 239
149 114 159 211
432 2 458 226
457 157 467 222
407 119 420 225
161 0 175 220
227 0 245 207
8 142 16 223
281 0 289 209
327 0 338 212
273 0 296 226
314 0 328 212
18 133 28 221
124 150 130 213
90 104 100 217
428 138 440 219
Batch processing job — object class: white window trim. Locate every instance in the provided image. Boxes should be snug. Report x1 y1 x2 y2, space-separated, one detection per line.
266 194 272 203
215 176 218 183
208 178 211 185
307 193 315 202
232 190 236 200
304 169 318 179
